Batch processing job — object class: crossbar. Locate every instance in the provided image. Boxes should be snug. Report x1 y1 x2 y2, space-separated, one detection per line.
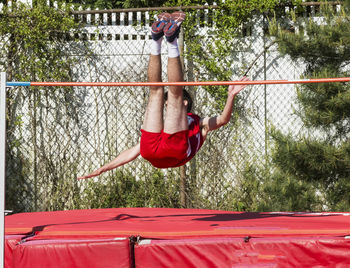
6 77 350 87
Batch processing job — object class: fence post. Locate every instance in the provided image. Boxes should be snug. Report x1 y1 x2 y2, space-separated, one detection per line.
186 50 196 209
178 14 187 208
263 13 268 164
0 72 7 268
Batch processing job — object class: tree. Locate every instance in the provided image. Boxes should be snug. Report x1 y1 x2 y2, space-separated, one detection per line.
268 0 350 210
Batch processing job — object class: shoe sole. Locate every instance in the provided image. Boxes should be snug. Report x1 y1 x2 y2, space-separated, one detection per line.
158 12 171 22
164 11 186 42
170 11 186 24
151 12 172 40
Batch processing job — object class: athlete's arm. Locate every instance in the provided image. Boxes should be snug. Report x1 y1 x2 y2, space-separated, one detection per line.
200 76 249 139
77 143 141 180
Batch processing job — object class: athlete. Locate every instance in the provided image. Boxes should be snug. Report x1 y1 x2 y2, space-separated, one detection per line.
78 11 249 180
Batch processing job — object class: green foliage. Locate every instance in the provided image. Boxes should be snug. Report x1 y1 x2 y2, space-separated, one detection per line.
270 127 350 210
267 1 350 210
234 163 322 212
297 74 350 136
270 4 350 74
270 128 350 182
117 0 169 8
230 164 263 211
0 1 85 212
0 0 79 81
73 0 169 9
80 169 180 208
183 0 279 110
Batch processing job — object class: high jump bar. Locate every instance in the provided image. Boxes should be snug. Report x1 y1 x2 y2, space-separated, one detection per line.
5 77 350 87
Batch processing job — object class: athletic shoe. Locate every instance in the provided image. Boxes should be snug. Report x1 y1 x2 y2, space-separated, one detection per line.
151 12 171 41
164 11 186 42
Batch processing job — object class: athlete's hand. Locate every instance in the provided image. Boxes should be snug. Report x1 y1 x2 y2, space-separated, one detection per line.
228 76 250 98
77 168 102 180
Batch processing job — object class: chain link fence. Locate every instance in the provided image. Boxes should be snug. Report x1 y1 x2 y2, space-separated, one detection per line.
3 3 327 212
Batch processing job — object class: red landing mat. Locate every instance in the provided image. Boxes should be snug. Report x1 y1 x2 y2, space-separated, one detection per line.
5 235 25 268
135 236 350 267
5 208 350 267
10 238 130 268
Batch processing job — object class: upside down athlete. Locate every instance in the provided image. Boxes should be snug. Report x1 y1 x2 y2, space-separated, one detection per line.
78 11 249 180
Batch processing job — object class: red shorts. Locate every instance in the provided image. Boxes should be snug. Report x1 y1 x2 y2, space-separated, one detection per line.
140 129 190 168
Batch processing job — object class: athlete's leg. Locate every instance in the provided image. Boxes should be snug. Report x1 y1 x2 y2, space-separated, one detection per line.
142 54 164 133
142 13 174 133
163 12 187 134
163 53 188 134
141 13 173 132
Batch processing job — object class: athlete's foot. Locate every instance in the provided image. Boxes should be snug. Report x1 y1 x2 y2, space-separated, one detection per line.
164 11 186 42
151 12 171 41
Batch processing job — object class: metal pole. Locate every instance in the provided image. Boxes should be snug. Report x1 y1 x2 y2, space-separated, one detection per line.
178 20 187 208
0 72 7 268
263 14 268 164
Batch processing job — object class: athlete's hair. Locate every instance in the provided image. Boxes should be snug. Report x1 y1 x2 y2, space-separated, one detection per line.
164 89 193 113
